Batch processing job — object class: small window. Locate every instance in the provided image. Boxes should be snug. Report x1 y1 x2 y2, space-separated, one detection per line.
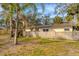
64 28 70 31
43 29 49 32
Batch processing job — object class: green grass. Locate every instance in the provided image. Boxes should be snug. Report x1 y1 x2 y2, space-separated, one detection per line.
17 37 33 42
1 37 79 56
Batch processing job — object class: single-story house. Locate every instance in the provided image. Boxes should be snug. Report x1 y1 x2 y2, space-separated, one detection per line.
25 22 79 40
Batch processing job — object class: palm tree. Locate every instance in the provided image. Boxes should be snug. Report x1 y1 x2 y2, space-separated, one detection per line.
1 3 45 45
1 4 16 40
55 3 70 21
22 3 45 37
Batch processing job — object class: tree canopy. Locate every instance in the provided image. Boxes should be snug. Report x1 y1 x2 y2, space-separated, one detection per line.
53 16 63 24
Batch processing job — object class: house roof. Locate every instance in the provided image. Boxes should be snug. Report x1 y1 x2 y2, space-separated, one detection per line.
38 22 72 29
38 25 52 28
52 22 72 28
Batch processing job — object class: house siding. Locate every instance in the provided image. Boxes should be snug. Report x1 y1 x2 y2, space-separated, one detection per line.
53 28 72 32
38 28 55 38
33 28 79 40
25 25 79 40
37 31 79 40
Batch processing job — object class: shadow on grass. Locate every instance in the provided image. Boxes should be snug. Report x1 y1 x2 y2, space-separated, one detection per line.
17 37 68 45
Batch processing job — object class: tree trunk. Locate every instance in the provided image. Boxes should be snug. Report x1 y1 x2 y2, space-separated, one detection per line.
35 28 39 37
9 18 12 40
22 21 26 37
14 26 18 44
14 18 18 45
14 6 19 45
34 27 39 37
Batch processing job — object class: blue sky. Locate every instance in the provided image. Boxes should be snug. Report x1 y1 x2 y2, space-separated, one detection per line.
25 3 58 18
0 5 3 12
0 3 65 18
37 3 68 18
37 3 57 18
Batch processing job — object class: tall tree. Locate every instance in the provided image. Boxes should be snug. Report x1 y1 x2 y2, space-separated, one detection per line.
1 4 16 41
55 3 70 21
67 3 79 25
1 3 45 44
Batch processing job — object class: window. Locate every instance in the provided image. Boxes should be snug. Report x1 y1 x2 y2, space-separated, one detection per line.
43 28 49 32
64 28 70 31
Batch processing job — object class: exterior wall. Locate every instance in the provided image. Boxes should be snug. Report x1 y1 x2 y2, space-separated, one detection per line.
37 28 73 39
38 29 73 39
38 31 79 40
38 28 56 38
53 28 72 32
55 32 73 40
55 31 79 40
35 28 79 40
72 31 79 40
25 28 79 40
38 31 56 38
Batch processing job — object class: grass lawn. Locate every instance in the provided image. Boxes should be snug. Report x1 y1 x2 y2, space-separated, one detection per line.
0 37 79 56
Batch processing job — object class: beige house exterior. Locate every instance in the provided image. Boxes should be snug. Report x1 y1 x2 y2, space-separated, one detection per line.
37 23 73 39
25 22 79 40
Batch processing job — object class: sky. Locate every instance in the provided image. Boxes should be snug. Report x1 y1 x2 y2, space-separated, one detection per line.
0 5 3 12
37 3 57 18
24 3 58 18
0 3 66 18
